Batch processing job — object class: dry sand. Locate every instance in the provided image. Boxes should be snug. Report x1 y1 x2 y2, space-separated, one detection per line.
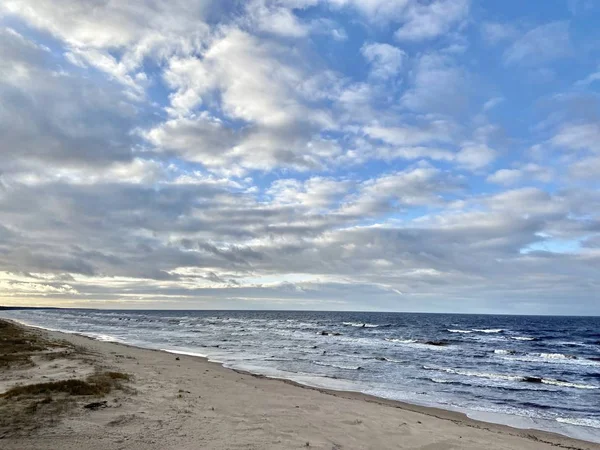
1 321 599 450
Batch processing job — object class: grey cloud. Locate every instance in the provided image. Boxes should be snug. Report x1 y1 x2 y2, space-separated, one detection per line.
0 28 139 169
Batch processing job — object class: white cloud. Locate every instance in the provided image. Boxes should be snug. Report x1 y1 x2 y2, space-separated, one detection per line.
394 0 470 41
569 156 600 180
401 53 467 114
364 121 454 146
483 96 504 111
328 0 410 23
550 123 600 153
455 144 496 171
246 2 310 37
487 169 521 186
480 22 519 45
503 21 572 66
487 164 554 186
361 42 406 79
1 0 213 96
575 68 600 87
267 177 352 211
342 163 461 215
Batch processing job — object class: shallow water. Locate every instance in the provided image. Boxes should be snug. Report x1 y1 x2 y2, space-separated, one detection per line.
2 309 599 442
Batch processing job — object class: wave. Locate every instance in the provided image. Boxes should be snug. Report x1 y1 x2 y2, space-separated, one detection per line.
374 357 406 364
161 349 208 358
500 353 600 367
385 338 451 348
86 333 121 342
429 377 466 385
423 366 522 382
511 336 537 341
556 417 600 429
447 329 472 334
472 328 504 333
312 361 362 370
494 349 516 355
540 379 598 390
424 366 599 390
385 338 417 344
539 353 577 360
428 378 554 393
342 322 382 328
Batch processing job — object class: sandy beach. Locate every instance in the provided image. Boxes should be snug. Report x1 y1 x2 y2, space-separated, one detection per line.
1 319 599 450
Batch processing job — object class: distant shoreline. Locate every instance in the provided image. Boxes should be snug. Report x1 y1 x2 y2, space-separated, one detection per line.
1 306 599 318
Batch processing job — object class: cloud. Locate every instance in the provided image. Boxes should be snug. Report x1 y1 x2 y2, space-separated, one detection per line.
341 163 462 216
0 1 599 313
487 164 554 186
503 21 572 66
483 96 504 111
245 2 310 37
145 27 342 173
569 156 600 180
361 42 406 79
480 22 519 45
267 177 352 211
0 28 138 169
550 123 600 153
575 68 600 87
394 0 470 41
455 144 496 171
401 53 468 114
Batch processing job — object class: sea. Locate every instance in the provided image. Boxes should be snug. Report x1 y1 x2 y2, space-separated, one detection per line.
2 309 599 443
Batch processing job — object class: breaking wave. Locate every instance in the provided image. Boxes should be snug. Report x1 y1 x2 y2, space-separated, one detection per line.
423 366 599 390
313 361 362 370
494 349 516 355
343 322 382 328
556 417 600 429
385 338 417 344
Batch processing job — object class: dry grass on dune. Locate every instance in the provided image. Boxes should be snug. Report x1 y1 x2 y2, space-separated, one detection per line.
1 371 131 399
0 319 131 438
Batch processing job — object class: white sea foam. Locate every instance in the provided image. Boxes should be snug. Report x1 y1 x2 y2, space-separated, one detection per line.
385 338 417 344
162 349 209 358
511 336 536 341
379 357 405 364
424 366 599 390
473 329 504 333
343 322 379 328
540 353 577 360
87 333 120 342
430 378 456 384
501 353 600 366
313 361 362 370
494 349 515 355
556 417 600 429
423 366 522 382
447 329 473 334
541 379 598 390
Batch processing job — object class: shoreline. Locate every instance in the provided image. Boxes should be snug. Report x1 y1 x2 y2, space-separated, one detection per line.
8 316 600 444
2 318 599 449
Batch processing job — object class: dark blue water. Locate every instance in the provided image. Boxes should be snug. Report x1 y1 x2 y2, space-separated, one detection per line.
2 309 599 442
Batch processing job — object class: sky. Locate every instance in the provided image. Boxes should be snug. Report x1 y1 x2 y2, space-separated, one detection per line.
0 0 599 315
